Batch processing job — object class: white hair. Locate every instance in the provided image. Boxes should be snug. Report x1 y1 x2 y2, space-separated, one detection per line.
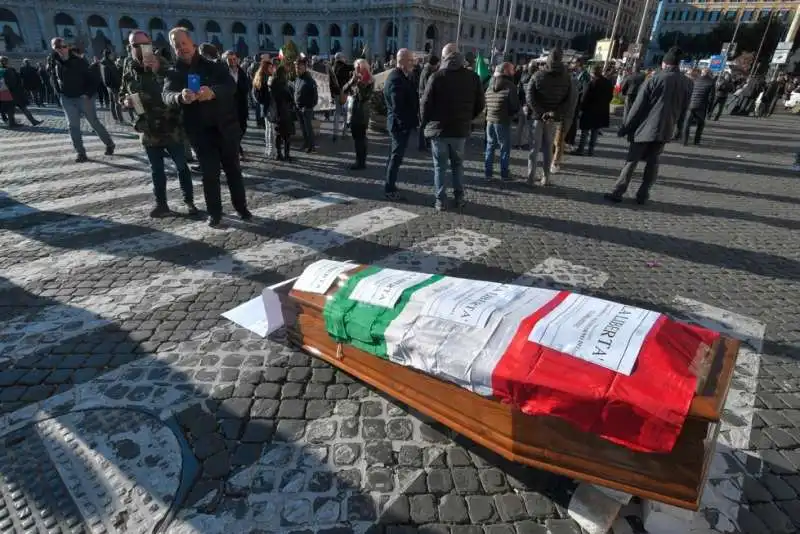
354 58 370 72
168 27 191 42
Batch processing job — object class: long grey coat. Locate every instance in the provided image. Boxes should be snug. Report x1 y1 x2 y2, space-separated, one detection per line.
620 66 692 144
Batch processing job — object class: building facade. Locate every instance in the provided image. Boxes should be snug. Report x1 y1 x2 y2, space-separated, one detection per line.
656 0 797 38
1 0 653 61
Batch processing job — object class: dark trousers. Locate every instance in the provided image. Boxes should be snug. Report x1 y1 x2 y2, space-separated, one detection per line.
565 106 580 145
192 128 248 218
709 97 727 121
107 89 123 122
1 101 16 126
611 141 664 202
144 143 195 207
351 124 367 166
385 128 411 193
682 109 706 145
298 108 314 149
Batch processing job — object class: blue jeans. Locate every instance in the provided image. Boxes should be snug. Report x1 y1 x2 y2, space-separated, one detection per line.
144 143 195 206
60 95 114 156
385 128 411 193
485 122 511 179
430 136 466 201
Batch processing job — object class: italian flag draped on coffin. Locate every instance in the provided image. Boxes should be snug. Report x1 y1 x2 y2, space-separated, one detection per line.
293 261 720 453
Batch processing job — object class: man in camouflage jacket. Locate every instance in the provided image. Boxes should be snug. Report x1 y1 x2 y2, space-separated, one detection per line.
120 30 197 218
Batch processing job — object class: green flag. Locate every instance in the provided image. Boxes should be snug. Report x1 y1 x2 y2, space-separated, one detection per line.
474 52 490 82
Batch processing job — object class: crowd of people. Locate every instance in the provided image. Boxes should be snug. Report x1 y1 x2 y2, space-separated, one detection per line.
1 32 796 223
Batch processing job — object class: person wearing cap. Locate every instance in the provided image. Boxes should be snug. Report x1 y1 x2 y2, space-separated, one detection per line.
483 62 520 180
606 46 692 205
294 57 319 152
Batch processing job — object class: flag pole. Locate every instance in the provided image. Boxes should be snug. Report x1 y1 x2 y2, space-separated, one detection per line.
503 0 514 56
456 0 464 47
489 0 501 62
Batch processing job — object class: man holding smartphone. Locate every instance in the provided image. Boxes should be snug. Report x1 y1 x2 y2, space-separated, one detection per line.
163 27 250 228
119 30 197 218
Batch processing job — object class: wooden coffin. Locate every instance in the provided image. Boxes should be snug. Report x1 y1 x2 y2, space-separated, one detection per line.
270 267 740 511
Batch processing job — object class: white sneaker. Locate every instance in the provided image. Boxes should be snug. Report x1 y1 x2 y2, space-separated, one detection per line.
550 164 560 174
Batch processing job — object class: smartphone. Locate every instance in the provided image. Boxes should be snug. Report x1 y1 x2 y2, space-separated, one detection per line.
187 74 201 93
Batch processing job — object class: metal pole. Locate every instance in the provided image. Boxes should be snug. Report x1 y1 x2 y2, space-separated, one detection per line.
731 9 743 45
456 0 464 47
751 10 775 77
786 4 800 44
634 0 652 45
605 0 624 70
503 0 514 55
490 0 501 62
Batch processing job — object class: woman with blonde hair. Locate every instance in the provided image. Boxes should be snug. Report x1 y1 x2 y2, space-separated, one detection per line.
252 57 275 158
342 58 374 170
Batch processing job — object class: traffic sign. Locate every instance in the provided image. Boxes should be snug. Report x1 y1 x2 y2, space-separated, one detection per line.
771 42 793 65
709 55 725 72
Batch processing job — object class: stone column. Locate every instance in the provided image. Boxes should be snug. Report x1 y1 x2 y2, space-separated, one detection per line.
407 17 417 50
373 18 381 58
398 17 405 49
248 20 259 55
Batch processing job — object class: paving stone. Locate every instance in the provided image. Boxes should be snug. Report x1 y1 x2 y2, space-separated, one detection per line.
386 418 414 440
418 525 450 534
364 440 394 465
203 450 232 479
305 399 335 419
762 474 797 501
521 492 556 517
366 466 395 492
219 398 253 419
479 468 510 494
381 495 411 524
347 494 377 521
514 522 547 534
281 382 304 399
279 399 307 419
275 420 306 442
438 494 469 524
232 443 264 466
399 445 423 467
544 518 582 534
307 420 337 443
251 399 280 418
452 467 481 493
450 527 483 534
465 495 497 523
750 501 796 533
332 443 361 466
362 418 387 439
484 526 516 534
410 494 438 524
427 468 454 494
325 384 349 399
242 420 275 443
308 471 334 492
494 494 528 522
194 433 226 460
255 382 281 399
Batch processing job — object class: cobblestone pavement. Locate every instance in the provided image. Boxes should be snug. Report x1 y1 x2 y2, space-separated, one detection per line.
0 105 798 534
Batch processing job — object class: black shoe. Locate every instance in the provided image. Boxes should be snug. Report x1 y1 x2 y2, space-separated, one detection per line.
105 144 115 156
384 191 406 202
453 197 466 210
184 201 199 216
207 215 222 227
350 163 366 170
31 119 43 126
604 193 622 203
635 196 647 205
75 154 88 163
150 205 171 218
305 147 313 153
238 209 253 221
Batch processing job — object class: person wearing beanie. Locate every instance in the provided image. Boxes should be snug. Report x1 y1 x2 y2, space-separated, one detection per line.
605 46 692 205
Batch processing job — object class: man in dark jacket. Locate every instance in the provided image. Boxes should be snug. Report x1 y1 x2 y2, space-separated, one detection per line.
49 37 115 162
19 59 41 106
384 48 419 201
100 50 124 122
606 47 692 205
484 62 520 180
515 61 536 149
163 27 250 227
682 68 714 146
329 52 354 141
294 57 319 152
525 47 572 186
421 43 484 210
222 50 251 158
620 67 645 120
709 72 734 121
121 30 197 218
417 54 439 151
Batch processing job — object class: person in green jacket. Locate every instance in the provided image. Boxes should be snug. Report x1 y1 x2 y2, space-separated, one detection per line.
119 30 197 218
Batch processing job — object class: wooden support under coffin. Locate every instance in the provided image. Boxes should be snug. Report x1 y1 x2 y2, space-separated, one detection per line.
269 268 740 511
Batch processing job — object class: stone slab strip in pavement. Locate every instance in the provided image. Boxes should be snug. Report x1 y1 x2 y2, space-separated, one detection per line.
0 206 420 364
0 192 355 290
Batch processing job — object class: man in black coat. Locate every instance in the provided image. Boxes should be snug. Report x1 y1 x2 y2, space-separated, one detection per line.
620 67 645 121
682 68 715 146
163 27 250 227
421 43 484 210
384 48 419 201
417 55 439 151
709 73 734 121
294 57 319 152
606 47 692 205
222 50 251 158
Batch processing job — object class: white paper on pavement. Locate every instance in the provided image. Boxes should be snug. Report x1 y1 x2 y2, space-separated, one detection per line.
293 259 355 294
527 293 662 375
421 278 522 329
222 296 272 337
349 269 434 308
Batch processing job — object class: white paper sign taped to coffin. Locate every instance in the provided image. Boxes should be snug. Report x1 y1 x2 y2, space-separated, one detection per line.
293 259 356 294
528 293 661 375
421 278 522 329
221 278 293 337
349 268 434 308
